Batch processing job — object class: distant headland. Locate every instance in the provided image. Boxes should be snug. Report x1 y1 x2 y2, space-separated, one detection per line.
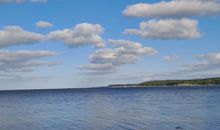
108 77 220 88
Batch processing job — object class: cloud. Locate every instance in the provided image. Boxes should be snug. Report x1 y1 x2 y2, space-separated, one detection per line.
123 0 220 18
0 50 57 72
164 55 179 62
81 39 157 74
143 52 220 81
0 23 104 48
118 51 220 83
182 52 220 72
196 52 220 61
123 18 200 40
0 26 44 48
47 23 105 48
81 63 116 74
0 0 47 3
108 39 157 56
36 21 53 28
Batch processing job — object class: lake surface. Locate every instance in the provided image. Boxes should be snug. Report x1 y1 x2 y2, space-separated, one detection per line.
0 86 220 130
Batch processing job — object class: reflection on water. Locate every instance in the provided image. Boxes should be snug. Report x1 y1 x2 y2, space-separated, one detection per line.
0 87 220 130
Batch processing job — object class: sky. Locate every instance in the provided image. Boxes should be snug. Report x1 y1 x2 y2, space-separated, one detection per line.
0 0 220 90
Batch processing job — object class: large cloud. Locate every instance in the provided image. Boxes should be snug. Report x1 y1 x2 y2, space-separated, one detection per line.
0 0 47 3
0 50 57 72
0 23 105 48
123 0 220 18
47 23 105 48
81 39 157 74
0 26 44 48
124 18 200 40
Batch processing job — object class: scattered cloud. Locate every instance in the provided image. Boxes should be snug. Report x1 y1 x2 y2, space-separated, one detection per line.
81 39 157 74
158 52 220 80
164 55 179 62
0 23 105 48
0 50 57 72
123 0 220 18
121 52 220 83
141 70 220 83
36 20 53 28
123 18 200 40
196 52 220 61
0 0 47 3
182 52 220 72
47 23 105 48
0 26 44 48
81 63 116 74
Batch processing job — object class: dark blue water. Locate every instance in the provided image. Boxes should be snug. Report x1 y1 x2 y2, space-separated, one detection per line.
0 87 220 130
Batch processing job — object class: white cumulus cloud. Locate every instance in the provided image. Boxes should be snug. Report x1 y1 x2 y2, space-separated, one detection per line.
81 39 157 74
123 0 220 18
0 50 57 72
47 23 105 48
0 26 44 48
124 18 200 40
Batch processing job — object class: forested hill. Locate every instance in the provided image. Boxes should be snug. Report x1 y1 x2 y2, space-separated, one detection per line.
108 77 220 87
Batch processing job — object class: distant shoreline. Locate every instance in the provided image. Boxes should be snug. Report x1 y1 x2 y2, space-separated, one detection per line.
108 77 220 88
107 85 220 89
0 85 220 92
0 77 220 92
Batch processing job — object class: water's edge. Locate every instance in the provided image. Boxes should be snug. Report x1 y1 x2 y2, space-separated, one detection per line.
0 85 220 93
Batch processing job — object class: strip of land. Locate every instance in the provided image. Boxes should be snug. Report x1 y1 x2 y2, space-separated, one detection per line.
108 77 220 88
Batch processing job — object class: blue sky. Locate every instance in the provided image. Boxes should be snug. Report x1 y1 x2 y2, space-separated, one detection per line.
0 0 220 90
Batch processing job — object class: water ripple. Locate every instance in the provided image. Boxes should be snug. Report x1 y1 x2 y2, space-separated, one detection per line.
0 87 220 130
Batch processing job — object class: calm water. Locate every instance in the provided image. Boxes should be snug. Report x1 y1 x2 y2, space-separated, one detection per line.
0 87 220 130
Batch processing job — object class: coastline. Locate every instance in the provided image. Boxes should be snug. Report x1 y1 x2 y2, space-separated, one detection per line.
107 77 220 88
107 85 220 89
1 77 220 92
